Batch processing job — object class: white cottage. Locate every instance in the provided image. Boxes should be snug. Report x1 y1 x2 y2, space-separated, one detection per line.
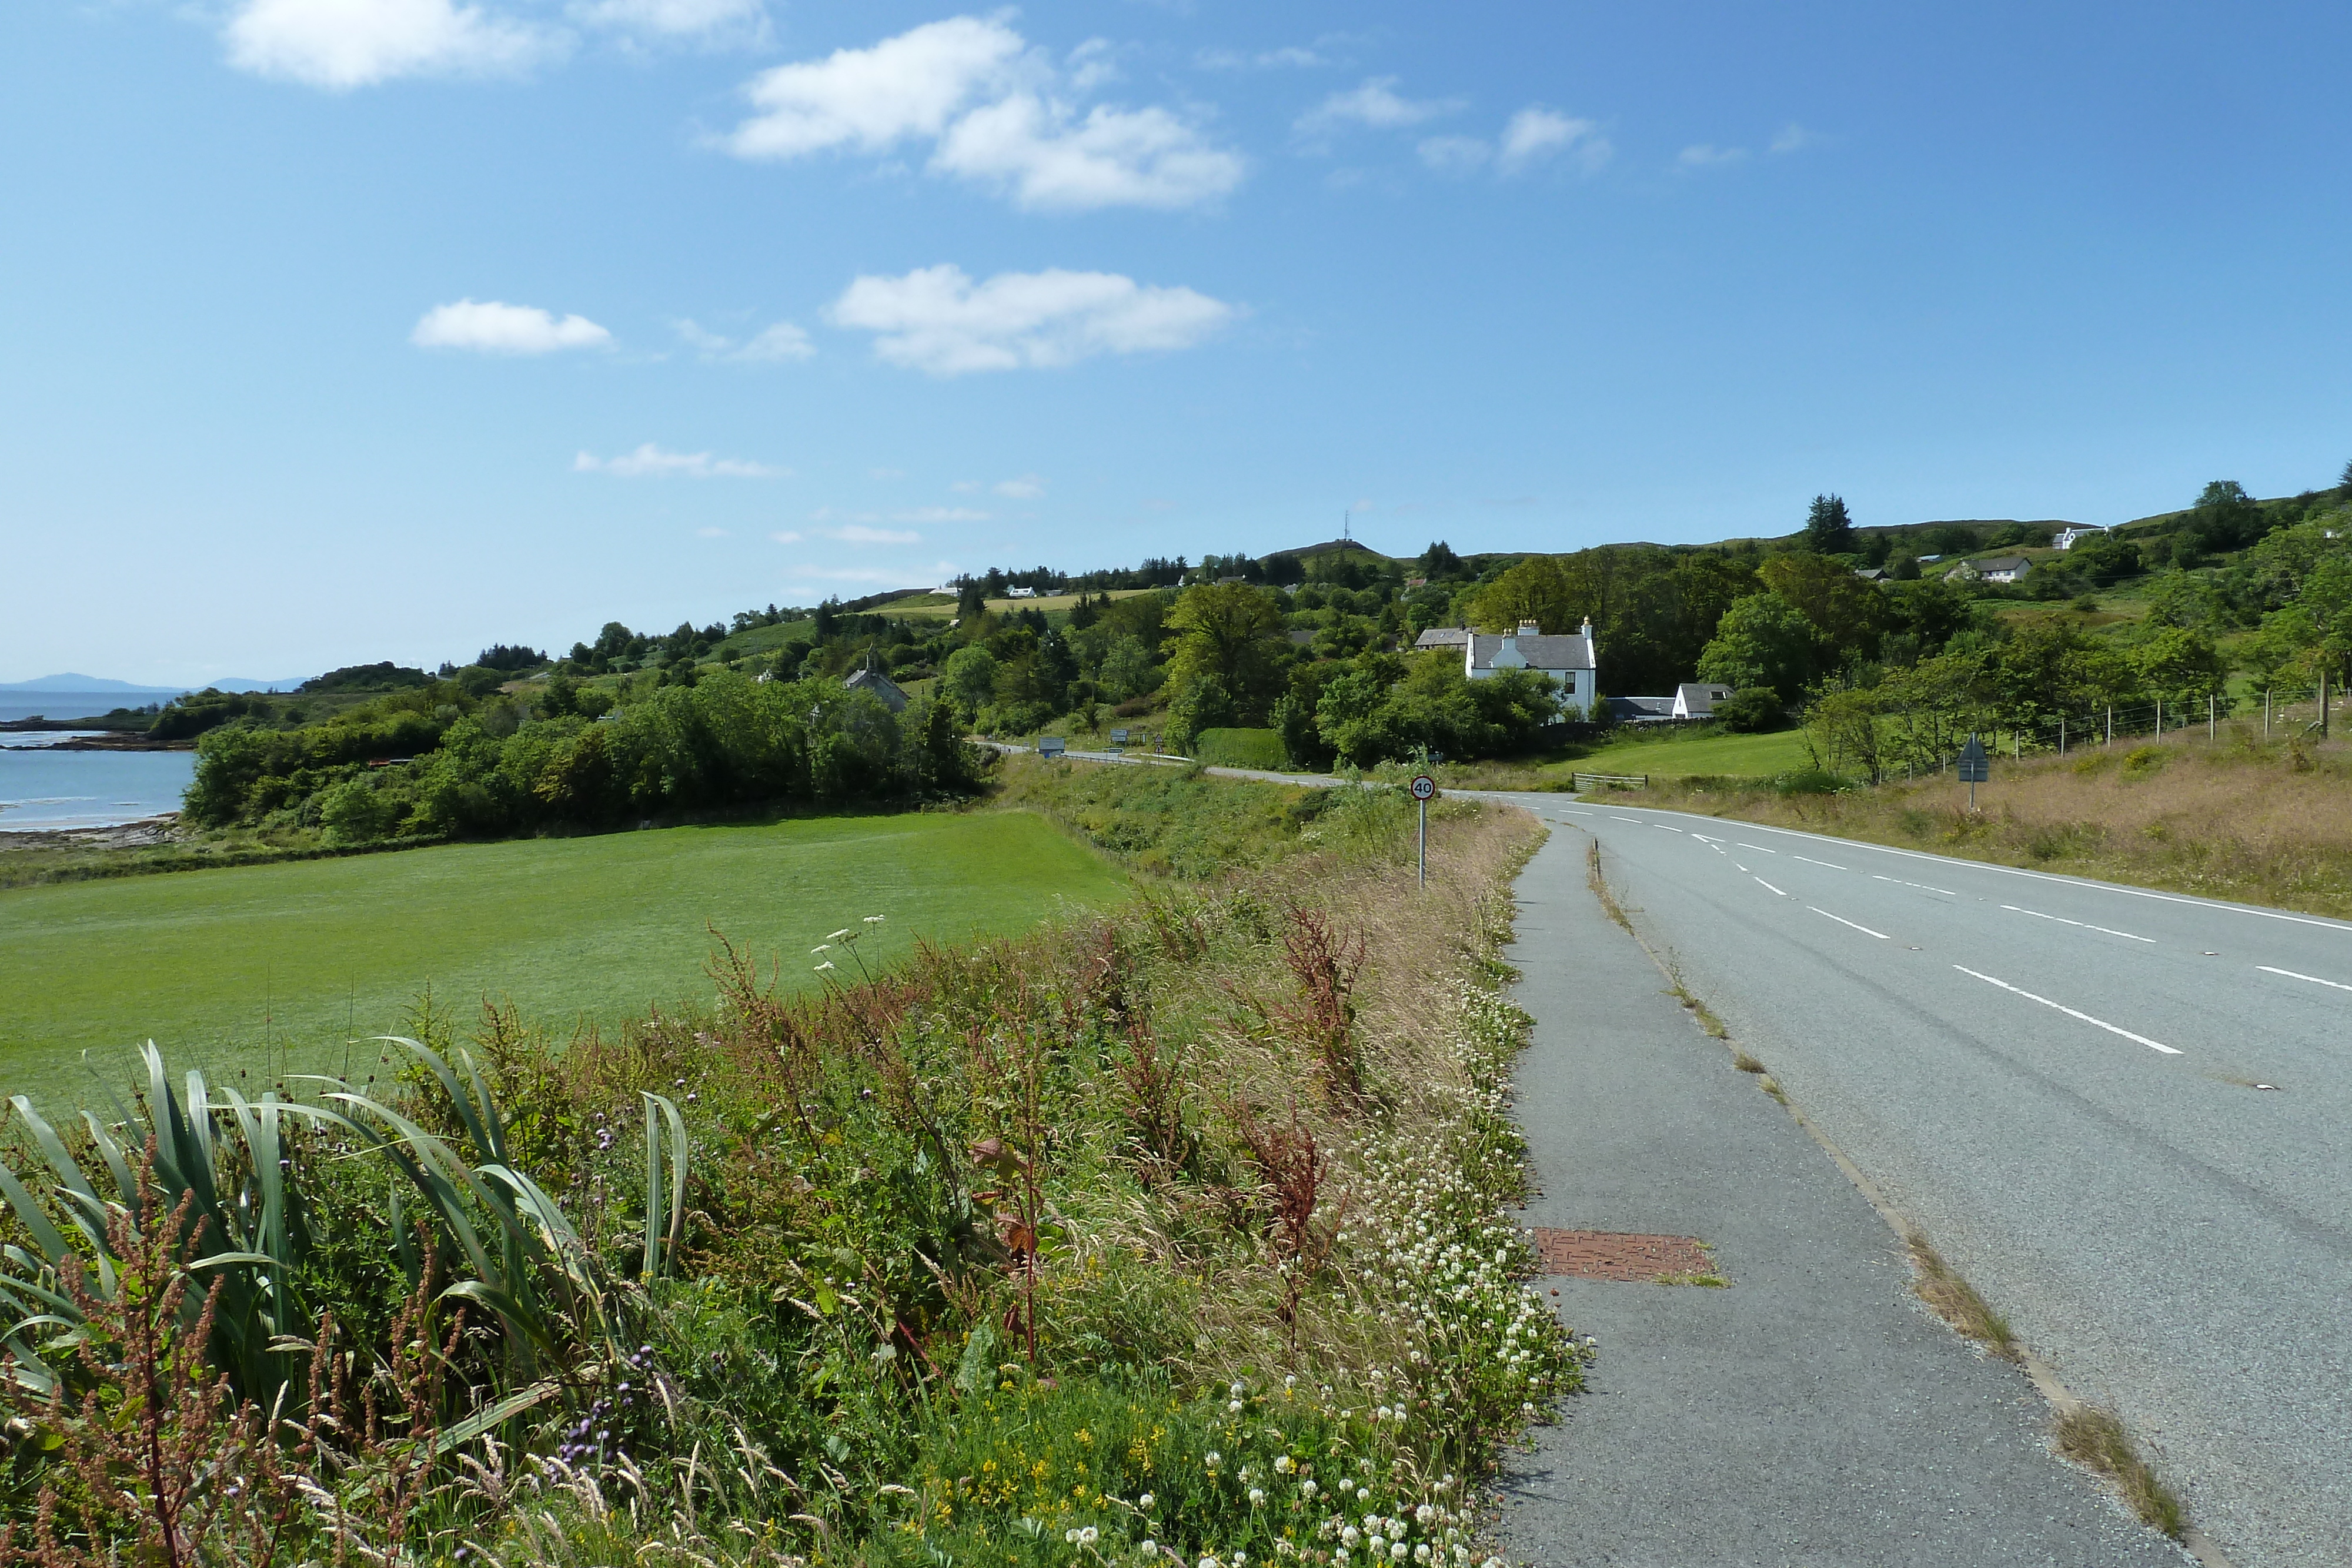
1465 619 1598 719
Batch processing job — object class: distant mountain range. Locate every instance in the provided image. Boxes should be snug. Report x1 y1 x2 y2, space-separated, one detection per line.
0 673 310 695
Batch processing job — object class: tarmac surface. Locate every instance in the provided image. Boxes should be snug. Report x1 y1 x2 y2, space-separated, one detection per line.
1489 796 2351 1568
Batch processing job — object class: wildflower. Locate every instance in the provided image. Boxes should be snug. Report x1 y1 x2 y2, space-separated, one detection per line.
1414 1550 1431 1564
828 928 852 941
1141 1544 1157 1559
1206 1452 1222 1469
1342 1529 1361 1547
811 945 831 954
864 914 886 923
1275 1456 1295 1475
1391 1546 1408 1562
1228 1400 1244 1414
1415 1507 1435 1526
1083 1528 1101 1546
1140 1494 1155 1510
1249 1489 1267 1506
1301 1480 1319 1498
816 961 836 972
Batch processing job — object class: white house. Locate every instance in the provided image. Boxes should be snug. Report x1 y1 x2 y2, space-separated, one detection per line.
1005 586 1037 599
1465 619 1597 719
2054 525 2107 551
1947 555 2032 584
1672 682 1735 719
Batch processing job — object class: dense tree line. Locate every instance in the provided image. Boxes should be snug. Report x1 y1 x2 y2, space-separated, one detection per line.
185 670 978 842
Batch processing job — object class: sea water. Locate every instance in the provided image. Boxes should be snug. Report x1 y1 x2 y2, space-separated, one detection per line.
0 733 195 830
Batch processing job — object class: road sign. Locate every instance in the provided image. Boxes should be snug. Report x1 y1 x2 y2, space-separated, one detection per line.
1038 736 1067 758
1956 735 1989 783
1409 775 1436 888
1409 774 1437 801
1110 727 1129 744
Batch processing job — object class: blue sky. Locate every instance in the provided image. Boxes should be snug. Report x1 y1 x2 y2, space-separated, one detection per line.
5 1 2350 684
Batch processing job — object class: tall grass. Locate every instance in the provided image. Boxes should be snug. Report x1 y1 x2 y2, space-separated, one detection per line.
0 787 1578 1567
1627 724 2352 917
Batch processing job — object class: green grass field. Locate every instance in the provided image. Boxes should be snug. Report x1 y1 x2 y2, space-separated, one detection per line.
1570 726 1817 777
0 811 1128 1108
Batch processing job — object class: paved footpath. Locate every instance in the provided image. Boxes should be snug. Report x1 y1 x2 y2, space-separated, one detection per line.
1494 827 2189 1568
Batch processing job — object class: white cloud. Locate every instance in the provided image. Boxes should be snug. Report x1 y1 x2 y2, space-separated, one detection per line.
826 524 922 544
810 504 991 524
1500 106 1606 172
770 530 803 543
1678 143 1749 168
950 479 984 494
674 317 816 362
569 0 767 46
993 474 1045 499
225 0 563 89
898 506 991 523
573 443 786 477
1198 44 1328 70
724 16 1020 158
413 298 610 353
696 526 731 537
1769 123 1816 155
720 16 1242 210
827 264 1234 376
1297 76 1462 135
933 93 1243 210
1416 135 1488 174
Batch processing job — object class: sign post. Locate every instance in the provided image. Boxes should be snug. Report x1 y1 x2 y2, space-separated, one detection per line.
1956 733 1990 810
1409 774 1437 887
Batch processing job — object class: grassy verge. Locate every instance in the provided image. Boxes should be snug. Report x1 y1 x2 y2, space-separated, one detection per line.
1616 724 2352 918
995 755 1410 877
0 786 1581 1567
0 808 1127 1105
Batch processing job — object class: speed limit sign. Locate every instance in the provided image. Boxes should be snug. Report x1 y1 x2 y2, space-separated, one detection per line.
1409 775 1436 887
1409 774 1436 801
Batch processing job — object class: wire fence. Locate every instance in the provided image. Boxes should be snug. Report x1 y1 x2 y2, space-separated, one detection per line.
1883 684 2346 784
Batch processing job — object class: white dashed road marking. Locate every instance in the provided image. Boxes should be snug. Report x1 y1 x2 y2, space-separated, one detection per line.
2257 965 2352 993
1953 966 2182 1055
1811 907 1890 940
1753 876 1787 897
1873 874 1959 897
2001 905 2156 944
1795 855 1848 871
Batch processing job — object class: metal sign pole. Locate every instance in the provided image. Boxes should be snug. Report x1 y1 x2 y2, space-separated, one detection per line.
1409 774 1436 887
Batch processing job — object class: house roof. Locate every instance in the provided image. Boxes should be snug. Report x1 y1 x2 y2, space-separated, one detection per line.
1468 631 1594 673
1413 627 1471 649
843 665 910 712
1675 682 1734 706
1607 696 1674 717
1976 556 2032 571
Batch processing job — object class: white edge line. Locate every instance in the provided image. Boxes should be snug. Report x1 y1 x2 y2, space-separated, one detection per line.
1519 799 2352 936
2257 965 2352 992
1809 907 1890 940
1952 965 2182 1054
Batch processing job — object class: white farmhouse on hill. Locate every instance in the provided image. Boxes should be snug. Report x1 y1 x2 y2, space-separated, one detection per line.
1465 619 1597 719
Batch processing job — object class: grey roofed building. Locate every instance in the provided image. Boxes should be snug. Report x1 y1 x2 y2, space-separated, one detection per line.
1672 681 1736 719
1413 627 1471 650
843 654 909 713
1947 554 2032 584
1465 620 1598 719
1606 695 1675 722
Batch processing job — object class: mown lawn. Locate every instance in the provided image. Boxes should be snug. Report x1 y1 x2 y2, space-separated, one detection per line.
0 810 1128 1105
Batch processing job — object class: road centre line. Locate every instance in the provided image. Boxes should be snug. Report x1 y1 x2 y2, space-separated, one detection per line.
2002 905 2156 944
1794 855 1848 871
1810 907 1890 940
1736 844 1775 854
1753 875 1787 897
1952 967 2182 1055
1656 824 1683 832
1873 874 1959 896
1611 816 1643 823
2258 965 2352 992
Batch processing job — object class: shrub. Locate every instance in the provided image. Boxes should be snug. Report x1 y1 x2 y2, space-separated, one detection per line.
1193 727 1289 770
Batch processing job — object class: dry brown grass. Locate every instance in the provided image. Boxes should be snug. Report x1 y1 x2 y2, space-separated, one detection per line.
2054 1405 2187 1538
1629 724 2352 917
1905 1234 2018 1359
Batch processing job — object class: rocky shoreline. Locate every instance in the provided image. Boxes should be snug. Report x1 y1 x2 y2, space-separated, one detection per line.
0 814 181 850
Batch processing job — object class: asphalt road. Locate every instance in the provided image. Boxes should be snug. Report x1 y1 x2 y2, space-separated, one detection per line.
1482 793 2352 1568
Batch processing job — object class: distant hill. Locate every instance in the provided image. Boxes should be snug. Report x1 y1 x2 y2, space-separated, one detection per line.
0 673 183 694
1264 538 1393 561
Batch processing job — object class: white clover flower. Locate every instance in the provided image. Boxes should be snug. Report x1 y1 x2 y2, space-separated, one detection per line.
1200 1559 1219 1568
1140 1494 1155 1510
1302 1480 1319 1498
1250 1489 1267 1507
1358 1487 1372 1503
1234 1554 1247 1566
1068 1530 1083 1544
1082 1528 1101 1546
1206 1452 1222 1468
1275 1456 1295 1475
1365 1537 1384 1554
1390 1546 1408 1562
1342 1529 1361 1547
1415 1506 1435 1526
1229 1400 1244 1414
1414 1548 1431 1564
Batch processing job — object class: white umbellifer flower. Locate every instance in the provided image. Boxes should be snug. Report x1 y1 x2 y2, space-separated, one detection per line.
828 929 851 941
814 961 836 972
810 944 830 953
864 914 884 923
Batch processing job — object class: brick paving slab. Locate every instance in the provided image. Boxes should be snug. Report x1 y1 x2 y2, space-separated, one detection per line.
1529 1227 1715 1282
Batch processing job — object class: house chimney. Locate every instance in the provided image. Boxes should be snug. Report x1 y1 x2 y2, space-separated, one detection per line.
1516 619 1539 634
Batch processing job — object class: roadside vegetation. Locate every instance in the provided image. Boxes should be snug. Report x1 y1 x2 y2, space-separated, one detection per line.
0 782 1582 1568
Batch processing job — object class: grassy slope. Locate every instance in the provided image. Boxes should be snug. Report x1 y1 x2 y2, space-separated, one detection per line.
0 810 1128 1103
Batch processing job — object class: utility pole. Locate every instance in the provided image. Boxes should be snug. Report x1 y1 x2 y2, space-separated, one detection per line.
2265 688 2271 738
2209 694 2215 742
2323 668 2332 739
2106 704 2113 748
